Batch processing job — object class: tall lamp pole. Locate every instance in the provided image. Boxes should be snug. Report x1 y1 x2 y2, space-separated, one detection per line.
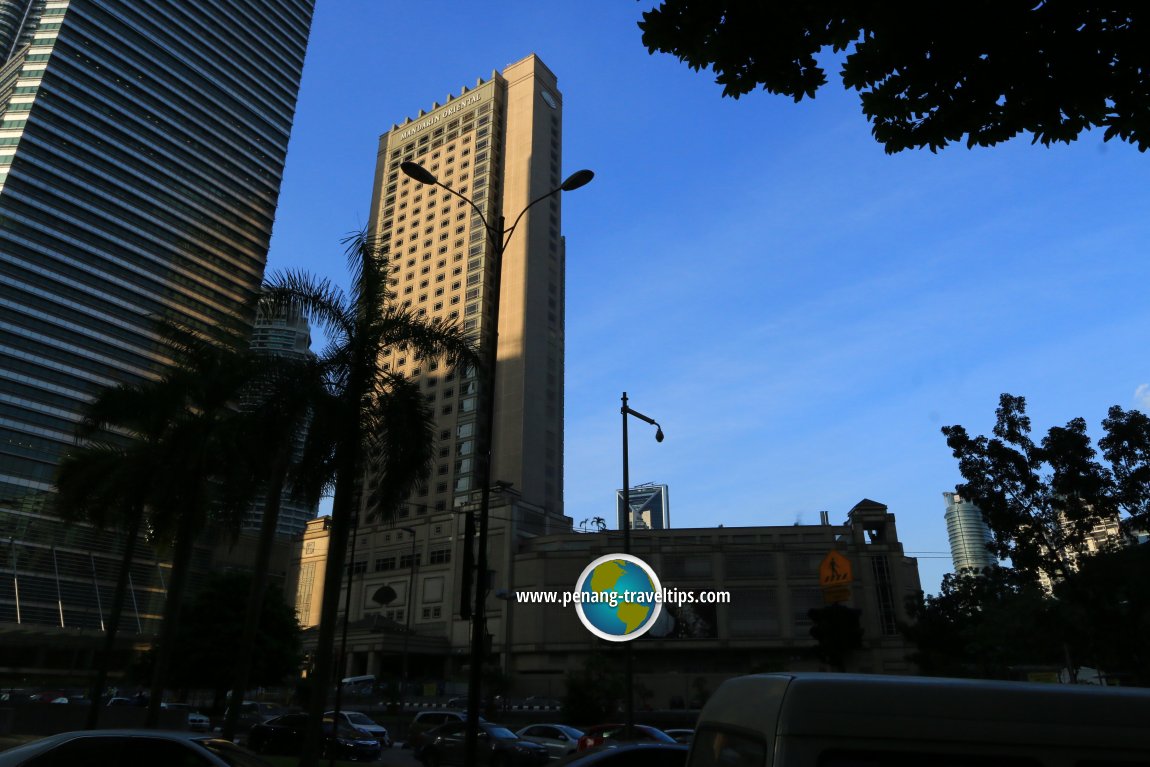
400 526 418 707
620 392 663 738
401 161 593 767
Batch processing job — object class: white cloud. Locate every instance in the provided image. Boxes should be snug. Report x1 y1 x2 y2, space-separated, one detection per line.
1135 384 1150 411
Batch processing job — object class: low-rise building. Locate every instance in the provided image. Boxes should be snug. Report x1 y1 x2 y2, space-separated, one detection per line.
290 497 922 703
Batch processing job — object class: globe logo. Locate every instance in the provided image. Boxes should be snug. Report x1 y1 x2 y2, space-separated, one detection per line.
574 553 663 642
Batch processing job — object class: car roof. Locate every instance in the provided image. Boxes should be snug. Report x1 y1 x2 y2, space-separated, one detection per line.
0 730 228 763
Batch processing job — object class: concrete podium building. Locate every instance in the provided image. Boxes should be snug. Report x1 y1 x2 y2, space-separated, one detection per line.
291 499 922 702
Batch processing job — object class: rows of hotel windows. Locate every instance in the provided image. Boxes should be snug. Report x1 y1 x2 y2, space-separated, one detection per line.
377 101 502 511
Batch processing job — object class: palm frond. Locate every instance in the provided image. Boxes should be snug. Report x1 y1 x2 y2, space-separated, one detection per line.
362 373 438 523
376 306 481 372
261 270 355 346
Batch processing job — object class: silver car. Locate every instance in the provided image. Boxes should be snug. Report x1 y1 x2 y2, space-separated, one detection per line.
326 709 392 747
515 724 584 759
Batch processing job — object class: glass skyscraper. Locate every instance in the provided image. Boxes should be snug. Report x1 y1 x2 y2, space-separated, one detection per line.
0 0 313 647
0 0 314 502
943 491 996 574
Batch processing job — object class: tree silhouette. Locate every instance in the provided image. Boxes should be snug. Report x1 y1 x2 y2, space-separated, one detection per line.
640 3 1150 153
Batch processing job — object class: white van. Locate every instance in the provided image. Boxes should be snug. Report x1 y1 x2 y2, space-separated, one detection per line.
688 673 1150 767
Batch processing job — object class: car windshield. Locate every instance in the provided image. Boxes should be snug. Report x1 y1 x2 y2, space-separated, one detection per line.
344 712 375 725
487 726 518 740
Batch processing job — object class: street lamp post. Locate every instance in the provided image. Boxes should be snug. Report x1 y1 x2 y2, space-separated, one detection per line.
400 526 418 707
620 392 663 738
400 160 593 767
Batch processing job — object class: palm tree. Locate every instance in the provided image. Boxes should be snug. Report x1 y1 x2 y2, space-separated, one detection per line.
220 330 331 740
55 380 182 729
54 318 265 727
137 321 270 727
261 231 478 767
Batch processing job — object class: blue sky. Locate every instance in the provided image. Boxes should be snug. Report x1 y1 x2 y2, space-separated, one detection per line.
266 2 1150 595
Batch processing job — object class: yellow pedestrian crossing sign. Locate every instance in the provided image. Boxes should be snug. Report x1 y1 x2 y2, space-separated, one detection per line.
819 550 852 588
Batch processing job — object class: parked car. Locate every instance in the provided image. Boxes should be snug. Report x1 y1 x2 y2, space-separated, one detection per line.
406 710 485 749
0 730 269 766
553 743 687 767
247 712 381 761
163 702 211 732
662 729 694 744
575 725 676 752
417 721 549 767
516 724 584 759
325 709 392 747
225 700 285 737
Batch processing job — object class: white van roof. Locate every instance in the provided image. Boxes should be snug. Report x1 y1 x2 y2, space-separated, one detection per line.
700 673 1150 750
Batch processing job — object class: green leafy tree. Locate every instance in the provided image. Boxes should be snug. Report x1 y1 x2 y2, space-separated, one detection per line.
261 232 478 767
639 3 1150 153
941 394 1150 586
163 571 300 709
903 566 1061 679
1053 543 1150 685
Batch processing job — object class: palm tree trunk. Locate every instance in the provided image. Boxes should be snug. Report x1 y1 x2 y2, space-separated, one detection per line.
85 504 143 729
300 457 358 767
146 509 199 727
222 455 290 741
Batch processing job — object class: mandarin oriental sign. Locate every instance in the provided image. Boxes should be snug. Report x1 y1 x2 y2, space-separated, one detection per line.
396 91 484 140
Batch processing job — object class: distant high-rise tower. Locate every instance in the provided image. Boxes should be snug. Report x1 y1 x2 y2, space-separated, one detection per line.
0 0 315 503
366 54 568 517
244 305 318 537
618 483 670 531
943 491 996 573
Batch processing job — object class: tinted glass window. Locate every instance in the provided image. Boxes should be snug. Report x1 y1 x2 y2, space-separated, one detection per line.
690 729 766 767
25 737 127 766
123 738 211 767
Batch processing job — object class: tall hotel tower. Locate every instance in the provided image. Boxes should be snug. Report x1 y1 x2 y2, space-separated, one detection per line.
367 55 567 518
0 0 314 504
0 0 313 638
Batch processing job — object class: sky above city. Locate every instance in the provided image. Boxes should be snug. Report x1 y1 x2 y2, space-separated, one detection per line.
266 2 1150 595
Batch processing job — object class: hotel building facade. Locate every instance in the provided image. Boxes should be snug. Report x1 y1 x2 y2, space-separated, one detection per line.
366 53 569 522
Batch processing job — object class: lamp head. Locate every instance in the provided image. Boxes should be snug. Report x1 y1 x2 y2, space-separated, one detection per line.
401 161 438 186
560 169 594 192
654 426 664 443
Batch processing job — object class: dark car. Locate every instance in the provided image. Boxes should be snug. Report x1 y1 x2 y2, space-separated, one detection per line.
575 725 676 752
407 710 486 750
515 724 584 759
0 730 270 767
417 721 550 767
247 712 381 761
555 743 688 767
